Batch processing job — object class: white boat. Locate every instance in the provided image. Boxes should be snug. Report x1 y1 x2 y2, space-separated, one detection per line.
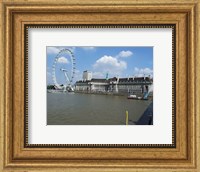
127 95 147 100
127 94 137 99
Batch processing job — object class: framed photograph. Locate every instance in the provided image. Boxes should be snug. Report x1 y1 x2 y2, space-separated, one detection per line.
46 46 154 125
27 26 173 145
0 0 199 171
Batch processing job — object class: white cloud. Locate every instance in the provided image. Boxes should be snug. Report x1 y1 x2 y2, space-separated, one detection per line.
47 47 60 54
117 50 133 58
47 47 76 55
81 47 96 51
57 56 69 64
133 67 153 77
93 55 127 76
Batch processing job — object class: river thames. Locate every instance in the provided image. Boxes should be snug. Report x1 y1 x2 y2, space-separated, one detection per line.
47 92 153 125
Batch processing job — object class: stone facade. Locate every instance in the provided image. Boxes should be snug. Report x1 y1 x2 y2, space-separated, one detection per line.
75 77 153 95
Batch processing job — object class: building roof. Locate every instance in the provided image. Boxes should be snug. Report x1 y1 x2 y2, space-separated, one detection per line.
91 78 108 82
76 76 152 84
83 70 92 73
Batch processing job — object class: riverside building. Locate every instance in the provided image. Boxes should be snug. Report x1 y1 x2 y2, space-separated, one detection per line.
75 73 153 96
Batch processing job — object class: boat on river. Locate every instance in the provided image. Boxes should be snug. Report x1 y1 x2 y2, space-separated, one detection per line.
127 94 143 100
127 93 149 100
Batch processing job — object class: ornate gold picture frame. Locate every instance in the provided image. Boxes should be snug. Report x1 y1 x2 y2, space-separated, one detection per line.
0 0 199 171
25 24 175 148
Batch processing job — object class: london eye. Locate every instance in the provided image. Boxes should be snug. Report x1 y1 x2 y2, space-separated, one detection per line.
52 48 76 92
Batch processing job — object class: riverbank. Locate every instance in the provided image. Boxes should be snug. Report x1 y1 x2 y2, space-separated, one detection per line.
74 90 153 98
75 90 127 96
135 102 153 125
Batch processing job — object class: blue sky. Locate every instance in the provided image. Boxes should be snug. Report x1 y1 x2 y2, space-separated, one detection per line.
47 46 153 85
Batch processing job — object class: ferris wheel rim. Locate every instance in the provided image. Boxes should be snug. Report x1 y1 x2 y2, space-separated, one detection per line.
52 48 76 89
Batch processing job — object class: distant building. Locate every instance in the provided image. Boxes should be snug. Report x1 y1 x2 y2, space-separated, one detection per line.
75 76 153 95
83 70 92 81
